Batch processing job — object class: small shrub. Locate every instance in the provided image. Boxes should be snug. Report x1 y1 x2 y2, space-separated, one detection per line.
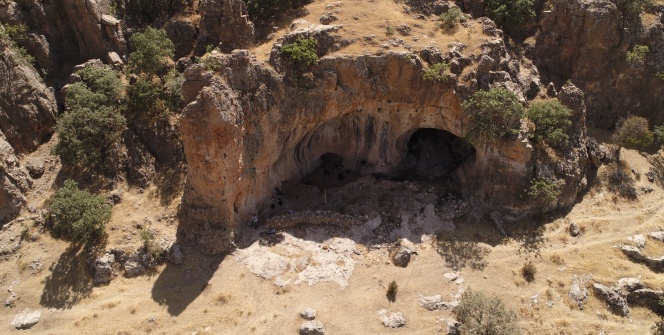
422 62 451 82
485 0 535 26
456 289 521 335
386 22 395 36
0 23 35 65
165 71 185 113
525 177 561 203
658 73 664 80
128 27 175 79
626 45 649 66
607 161 638 199
139 228 163 263
246 0 310 21
386 280 398 302
281 36 319 68
526 100 573 148
613 116 653 152
521 262 536 282
653 125 664 146
461 87 524 143
439 7 462 29
49 180 111 243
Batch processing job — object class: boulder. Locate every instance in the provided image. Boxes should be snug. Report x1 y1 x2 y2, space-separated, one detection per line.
166 243 184 265
300 320 325 335
11 309 40 329
390 240 414 267
593 283 629 317
301 308 316 320
417 294 449 311
649 231 664 242
92 251 116 284
568 222 580 237
123 253 147 277
378 309 406 328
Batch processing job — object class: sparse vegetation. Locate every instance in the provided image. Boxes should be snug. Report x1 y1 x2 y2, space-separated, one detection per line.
653 125 664 146
525 177 561 203
439 7 462 29
527 100 573 148
139 228 163 263
626 45 650 67
49 180 111 243
461 87 524 143
246 0 310 21
386 280 398 302
647 150 664 187
281 36 319 68
385 21 395 36
0 23 35 65
616 0 654 15
607 161 638 199
456 289 521 335
422 62 452 82
484 0 535 26
521 262 536 282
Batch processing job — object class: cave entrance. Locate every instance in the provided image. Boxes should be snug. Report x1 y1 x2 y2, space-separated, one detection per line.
299 152 361 190
398 128 476 182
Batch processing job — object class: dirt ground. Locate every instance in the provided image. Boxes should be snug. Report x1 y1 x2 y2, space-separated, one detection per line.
1 132 664 335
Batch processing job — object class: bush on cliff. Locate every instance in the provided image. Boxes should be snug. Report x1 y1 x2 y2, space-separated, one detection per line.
462 87 524 143
246 0 311 21
128 27 175 80
456 289 521 335
281 36 319 68
484 0 535 27
526 100 573 148
613 115 653 152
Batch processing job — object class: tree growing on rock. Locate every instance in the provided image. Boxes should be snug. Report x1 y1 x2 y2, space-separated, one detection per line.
128 27 175 81
526 99 573 148
484 0 535 27
461 87 524 143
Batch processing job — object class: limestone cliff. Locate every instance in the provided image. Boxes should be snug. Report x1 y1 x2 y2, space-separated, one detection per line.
178 26 593 253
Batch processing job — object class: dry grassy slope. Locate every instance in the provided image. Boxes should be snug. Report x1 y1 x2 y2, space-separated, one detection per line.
1 1 664 334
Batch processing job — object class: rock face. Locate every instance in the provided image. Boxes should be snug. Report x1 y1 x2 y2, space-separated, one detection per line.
0 132 31 226
0 40 57 154
92 251 116 284
0 0 126 72
535 0 664 127
198 0 255 53
179 27 593 253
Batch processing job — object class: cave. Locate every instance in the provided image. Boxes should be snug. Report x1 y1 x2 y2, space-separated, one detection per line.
398 128 476 181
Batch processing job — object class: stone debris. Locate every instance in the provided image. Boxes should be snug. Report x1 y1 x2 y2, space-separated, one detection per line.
649 231 664 242
620 245 664 270
568 275 591 310
92 251 116 284
627 234 646 249
301 308 317 320
320 12 338 25
593 283 629 317
390 240 415 267
378 309 406 328
417 294 444 311
124 253 147 277
300 320 325 335
5 290 18 307
568 222 580 237
11 309 41 329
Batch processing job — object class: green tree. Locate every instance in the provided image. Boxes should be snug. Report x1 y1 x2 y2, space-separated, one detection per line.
246 0 310 21
281 36 319 68
55 106 126 169
0 23 35 65
127 77 163 115
525 177 561 203
128 27 175 80
613 115 653 153
484 0 535 26
455 289 521 335
49 180 111 243
526 100 573 148
439 7 462 29
654 125 664 146
66 65 124 110
461 87 524 143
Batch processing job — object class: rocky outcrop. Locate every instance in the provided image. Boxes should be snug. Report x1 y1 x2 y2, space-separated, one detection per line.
0 40 57 154
198 0 255 53
0 0 127 72
535 0 664 127
179 24 593 253
0 132 31 226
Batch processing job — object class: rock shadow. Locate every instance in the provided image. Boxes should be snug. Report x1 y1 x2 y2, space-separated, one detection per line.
150 242 225 316
39 242 97 309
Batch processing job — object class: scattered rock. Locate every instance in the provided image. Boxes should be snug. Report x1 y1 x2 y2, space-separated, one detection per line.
641 185 654 194
5 290 18 307
24 158 45 179
568 276 590 310
92 251 116 284
593 283 629 317
301 308 316 320
378 309 406 328
300 320 325 335
649 231 664 242
628 234 646 249
443 272 459 281
417 294 444 311
616 278 643 293
107 190 122 204
124 253 147 277
166 243 184 265
11 309 40 329
389 240 414 267
320 12 338 25
568 222 580 237
627 288 664 312
446 319 460 335
395 24 411 36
